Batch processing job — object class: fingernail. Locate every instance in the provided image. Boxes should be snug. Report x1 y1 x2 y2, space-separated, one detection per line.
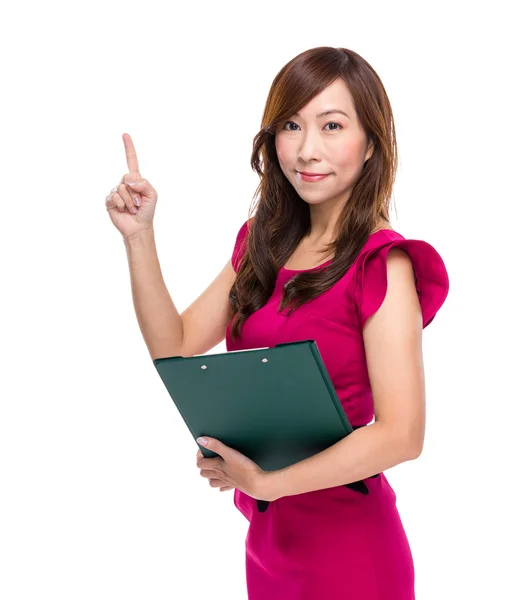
130 207 137 214
127 182 138 187
197 437 208 446
134 196 140 206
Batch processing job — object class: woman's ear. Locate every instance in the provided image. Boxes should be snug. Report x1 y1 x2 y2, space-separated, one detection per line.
365 139 375 162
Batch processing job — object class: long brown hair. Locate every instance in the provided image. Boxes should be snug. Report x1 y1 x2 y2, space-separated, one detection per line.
228 46 398 342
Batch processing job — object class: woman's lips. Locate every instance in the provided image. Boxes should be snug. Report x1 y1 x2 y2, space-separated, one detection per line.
296 171 330 182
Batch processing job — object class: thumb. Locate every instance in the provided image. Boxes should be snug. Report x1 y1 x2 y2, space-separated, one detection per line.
126 179 146 190
197 436 214 449
197 437 250 465
197 437 228 457
126 179 156 199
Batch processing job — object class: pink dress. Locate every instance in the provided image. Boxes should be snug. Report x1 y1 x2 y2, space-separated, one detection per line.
225 220 450 600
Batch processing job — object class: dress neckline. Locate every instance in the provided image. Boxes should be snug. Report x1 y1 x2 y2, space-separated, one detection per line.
279 228 396 273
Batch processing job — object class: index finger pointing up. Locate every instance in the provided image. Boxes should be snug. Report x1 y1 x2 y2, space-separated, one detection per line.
122 133 140 174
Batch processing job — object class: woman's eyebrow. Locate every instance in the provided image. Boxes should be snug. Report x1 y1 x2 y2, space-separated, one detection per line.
292 109 351 120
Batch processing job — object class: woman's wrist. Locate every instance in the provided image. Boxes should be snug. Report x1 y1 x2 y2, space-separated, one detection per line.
123 226 155 248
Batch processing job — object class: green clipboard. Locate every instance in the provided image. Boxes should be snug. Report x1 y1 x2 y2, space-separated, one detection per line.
153 340 378 512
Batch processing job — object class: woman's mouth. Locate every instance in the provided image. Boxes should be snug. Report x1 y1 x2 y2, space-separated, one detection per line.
296 171 330 182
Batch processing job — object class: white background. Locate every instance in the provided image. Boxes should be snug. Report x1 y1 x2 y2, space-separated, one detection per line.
1 1 512 598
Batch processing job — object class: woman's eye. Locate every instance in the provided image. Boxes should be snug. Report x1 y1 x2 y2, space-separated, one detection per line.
283 121 299 131
282 121 342 131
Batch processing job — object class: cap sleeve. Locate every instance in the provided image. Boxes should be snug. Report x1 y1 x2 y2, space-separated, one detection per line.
231 219 250 273
353 239 450 329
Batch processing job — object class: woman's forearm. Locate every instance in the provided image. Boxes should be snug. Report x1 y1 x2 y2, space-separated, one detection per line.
123 228 184 361
264 422 419 501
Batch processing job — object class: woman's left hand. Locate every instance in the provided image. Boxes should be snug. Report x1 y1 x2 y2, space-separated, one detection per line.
196 437 273 501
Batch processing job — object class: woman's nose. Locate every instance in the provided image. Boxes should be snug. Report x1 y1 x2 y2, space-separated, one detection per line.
297 131 323 163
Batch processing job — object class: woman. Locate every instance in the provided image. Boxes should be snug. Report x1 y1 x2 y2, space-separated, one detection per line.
106 46 449 599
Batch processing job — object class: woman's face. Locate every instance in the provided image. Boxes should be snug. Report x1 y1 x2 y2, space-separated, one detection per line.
275 78 374 208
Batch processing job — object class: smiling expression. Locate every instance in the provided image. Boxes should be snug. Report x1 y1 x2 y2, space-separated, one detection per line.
275 78 374 209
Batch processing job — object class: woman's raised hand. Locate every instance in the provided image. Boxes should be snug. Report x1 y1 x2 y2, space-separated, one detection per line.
105 133 159 241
